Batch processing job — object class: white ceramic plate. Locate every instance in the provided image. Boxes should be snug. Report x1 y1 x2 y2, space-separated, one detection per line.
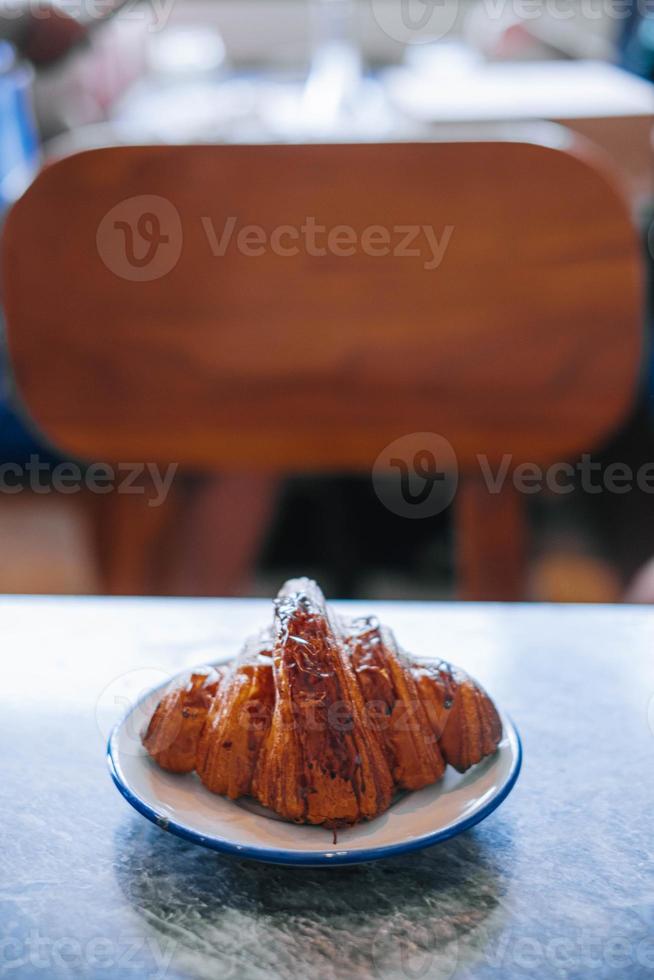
108 668 521 866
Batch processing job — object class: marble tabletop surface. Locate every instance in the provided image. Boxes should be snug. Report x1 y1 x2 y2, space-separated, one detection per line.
2 596 654 979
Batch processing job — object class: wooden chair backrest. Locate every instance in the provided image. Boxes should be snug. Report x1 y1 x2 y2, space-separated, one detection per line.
2 140 642 474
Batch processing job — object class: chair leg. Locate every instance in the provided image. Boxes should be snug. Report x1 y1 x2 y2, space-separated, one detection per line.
162 473 281 597
455 476 527 601
87 478 181 595
87 473 280 597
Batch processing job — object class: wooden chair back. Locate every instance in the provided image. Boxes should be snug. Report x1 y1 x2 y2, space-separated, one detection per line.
2 139 642 597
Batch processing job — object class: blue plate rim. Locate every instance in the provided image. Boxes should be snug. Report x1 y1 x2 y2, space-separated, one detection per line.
107 675 522 867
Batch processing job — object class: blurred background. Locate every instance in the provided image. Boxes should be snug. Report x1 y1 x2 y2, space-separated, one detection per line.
0 0 653 601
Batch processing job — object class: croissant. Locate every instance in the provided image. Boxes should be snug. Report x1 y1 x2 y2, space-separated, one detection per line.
196 631 275 800
142 666 224 773
143 579 502 826
251 579 395 825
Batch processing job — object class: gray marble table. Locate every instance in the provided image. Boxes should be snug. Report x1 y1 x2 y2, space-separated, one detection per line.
2 596 654 979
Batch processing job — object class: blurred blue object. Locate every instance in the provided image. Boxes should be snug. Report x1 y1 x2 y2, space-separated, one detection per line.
0 42 37 205
0 41 50 463
619 1 654 80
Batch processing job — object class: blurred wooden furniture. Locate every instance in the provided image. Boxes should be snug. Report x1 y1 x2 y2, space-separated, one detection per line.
384 60 654 209
1 137 642 598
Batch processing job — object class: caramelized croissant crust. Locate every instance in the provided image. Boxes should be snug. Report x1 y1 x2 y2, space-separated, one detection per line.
142 579 502 826
196 631 275 799
252 580 394 825
142 666 224 773
346 616 445 791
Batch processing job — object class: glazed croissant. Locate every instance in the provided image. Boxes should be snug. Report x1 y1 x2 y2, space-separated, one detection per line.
143 579 502 826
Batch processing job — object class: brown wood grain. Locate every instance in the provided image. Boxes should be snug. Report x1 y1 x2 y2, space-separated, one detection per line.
2 140 642 470
1 140 643 598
